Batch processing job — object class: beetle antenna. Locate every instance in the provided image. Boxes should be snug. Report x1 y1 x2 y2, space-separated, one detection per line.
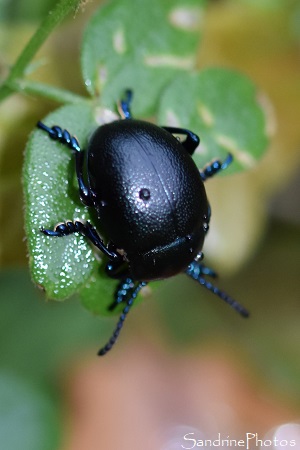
118 89 133 119
98 281 147 356
186 262 249 318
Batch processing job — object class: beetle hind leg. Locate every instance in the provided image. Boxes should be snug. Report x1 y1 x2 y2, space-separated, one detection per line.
185 260 249 317
98 280 147 356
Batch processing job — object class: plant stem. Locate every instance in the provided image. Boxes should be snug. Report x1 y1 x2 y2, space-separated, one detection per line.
0 0 82 102
8 79 88 105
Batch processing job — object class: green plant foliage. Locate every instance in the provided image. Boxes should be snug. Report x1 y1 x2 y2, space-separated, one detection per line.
23 104 99 299
0 0 83 103
158 68 268 172
81 0 207 116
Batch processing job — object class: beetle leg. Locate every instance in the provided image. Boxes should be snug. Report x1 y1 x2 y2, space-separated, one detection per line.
162 127 200 155
41 220 122 261
199 153 233 181
37 121 93 206
74 150 93 206
98 281 147 356
185 260 249 317
118 89 133 119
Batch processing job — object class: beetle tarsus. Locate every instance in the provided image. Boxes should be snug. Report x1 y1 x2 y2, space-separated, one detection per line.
41 220 121 261
220 153 233 170
37 121 81 152
200 153 233 181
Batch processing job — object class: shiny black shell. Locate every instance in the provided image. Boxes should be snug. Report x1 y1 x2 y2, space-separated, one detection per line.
87 119 209 281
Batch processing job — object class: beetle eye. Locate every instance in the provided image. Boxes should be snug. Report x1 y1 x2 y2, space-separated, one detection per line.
139 188 151 201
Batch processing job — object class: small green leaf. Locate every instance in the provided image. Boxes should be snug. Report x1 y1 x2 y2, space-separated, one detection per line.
81 0 206 116
23 103 99 300
158 68 269 172
80 269 123 316
80 267 153 316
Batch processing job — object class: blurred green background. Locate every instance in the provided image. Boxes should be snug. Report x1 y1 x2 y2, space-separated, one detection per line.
1 0 300 449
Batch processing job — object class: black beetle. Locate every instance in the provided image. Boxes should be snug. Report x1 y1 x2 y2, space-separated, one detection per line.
37 90 248 356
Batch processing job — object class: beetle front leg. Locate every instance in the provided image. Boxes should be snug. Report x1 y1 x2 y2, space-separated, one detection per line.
37 122 93 206
162 126 200 155
41 220 122 261
199 153 233 181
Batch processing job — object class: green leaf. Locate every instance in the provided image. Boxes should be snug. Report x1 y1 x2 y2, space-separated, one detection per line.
23 103 99 300
79 269 127 316
80 266 155 316
81 0 206 116
0 372 59 450
158 68 269 173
